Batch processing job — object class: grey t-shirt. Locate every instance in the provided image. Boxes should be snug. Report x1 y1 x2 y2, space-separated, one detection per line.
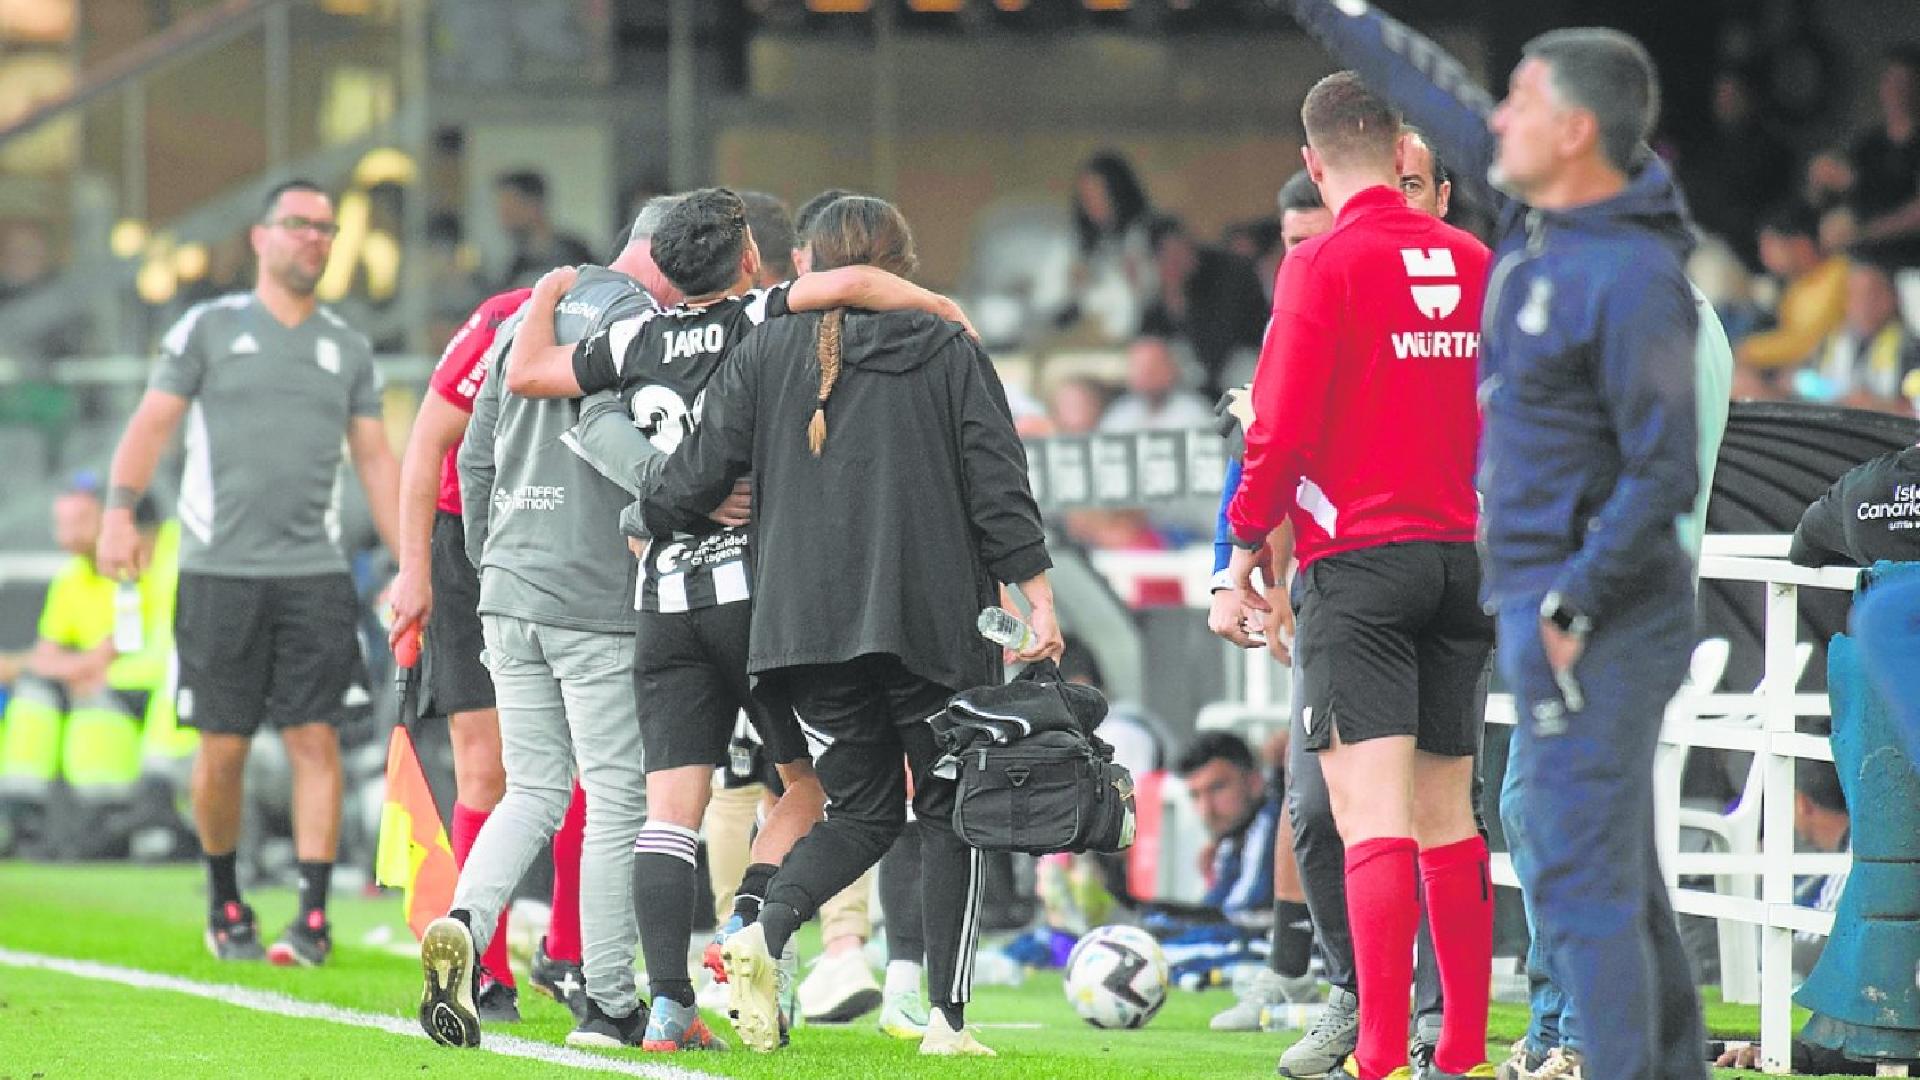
149 292 383 577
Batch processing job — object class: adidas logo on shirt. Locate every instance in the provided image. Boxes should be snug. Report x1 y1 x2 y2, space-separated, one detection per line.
231 333 260 355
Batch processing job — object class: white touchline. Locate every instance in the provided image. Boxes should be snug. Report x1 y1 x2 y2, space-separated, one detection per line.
0 947 719 1080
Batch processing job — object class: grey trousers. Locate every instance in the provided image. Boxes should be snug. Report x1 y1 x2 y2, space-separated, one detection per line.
454 615 648 1016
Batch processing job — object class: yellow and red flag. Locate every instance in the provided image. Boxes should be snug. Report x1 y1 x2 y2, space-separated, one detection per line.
375 627 457 940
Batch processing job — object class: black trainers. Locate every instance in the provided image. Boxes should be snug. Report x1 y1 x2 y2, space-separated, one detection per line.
565 997 649 1049
419 915 481 1048
205 901 266 961
476 970 521 1023
529 936 590 1021
266 909 332 967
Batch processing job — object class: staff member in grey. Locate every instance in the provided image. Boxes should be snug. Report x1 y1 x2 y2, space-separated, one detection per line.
415 199 686 1052
98 179 398 969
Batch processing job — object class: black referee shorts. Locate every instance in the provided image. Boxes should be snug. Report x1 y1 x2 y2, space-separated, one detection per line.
632 602 809 773
1295 541 1492 758
425 510 495 716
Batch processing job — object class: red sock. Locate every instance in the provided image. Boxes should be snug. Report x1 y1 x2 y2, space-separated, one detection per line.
1421 836 1494 1074
545 783 587 964
451 802 515 987
1345 836 1420 1080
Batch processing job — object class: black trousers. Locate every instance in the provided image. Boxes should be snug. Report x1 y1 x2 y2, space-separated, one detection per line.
761 655 980 1005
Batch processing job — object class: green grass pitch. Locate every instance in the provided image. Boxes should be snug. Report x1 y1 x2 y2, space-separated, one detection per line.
0 862 1853 1078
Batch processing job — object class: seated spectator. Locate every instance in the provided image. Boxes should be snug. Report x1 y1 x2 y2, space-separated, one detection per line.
1734 202 1849 396
1791 760 1850 980
0 475 179 858
1046 375 1115 435
1678 67 1797 272
1139 214 1269 398
1799 261 1920 413
1032 151 1156 344
1223 218 1284 305
1099 335 1214 433
1716 760 1869 1075
1147 732 1282 986
1688 234 1770 344
491 169 595 290
1807 46 1920 268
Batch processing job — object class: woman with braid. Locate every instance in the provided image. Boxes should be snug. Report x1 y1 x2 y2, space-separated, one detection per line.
633 196 1063 1056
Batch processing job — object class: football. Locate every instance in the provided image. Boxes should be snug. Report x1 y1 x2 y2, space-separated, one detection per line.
1063 925 1170 1030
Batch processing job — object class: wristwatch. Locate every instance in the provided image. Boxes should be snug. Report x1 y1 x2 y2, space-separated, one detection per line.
1540 591 1592 639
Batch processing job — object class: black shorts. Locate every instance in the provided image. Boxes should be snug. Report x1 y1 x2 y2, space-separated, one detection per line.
175 571 371 736
632 602 809 772
426 511 495 715
1295 541 1492 757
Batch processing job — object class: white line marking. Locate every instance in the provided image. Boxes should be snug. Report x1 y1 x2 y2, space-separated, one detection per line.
0 947 718 1079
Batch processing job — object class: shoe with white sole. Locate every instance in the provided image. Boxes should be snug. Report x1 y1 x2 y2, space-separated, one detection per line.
798 948 882 1024
920 1009 995 1056
877 987 929 1039
721 922 782 1053
418 916 480 1048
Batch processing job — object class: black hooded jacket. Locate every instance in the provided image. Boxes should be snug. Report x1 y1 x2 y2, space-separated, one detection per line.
636 308 1052 697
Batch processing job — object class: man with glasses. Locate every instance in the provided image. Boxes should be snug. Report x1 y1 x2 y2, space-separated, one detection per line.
98 178 400 968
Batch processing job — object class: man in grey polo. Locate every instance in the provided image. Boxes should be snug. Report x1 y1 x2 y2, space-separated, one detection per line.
416 199 685 1052
97 179 400 968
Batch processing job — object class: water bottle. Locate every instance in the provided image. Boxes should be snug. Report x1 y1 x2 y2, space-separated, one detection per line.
976 606 1036 652
113 581 143 653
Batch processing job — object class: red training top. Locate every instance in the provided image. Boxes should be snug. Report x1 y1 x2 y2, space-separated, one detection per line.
430 288 531 515
1227 185 1488 569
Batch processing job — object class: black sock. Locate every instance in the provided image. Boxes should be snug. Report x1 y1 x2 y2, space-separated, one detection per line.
633 824 701 1009
296 860 332 919
759 900 802 959
650 977 696 1009
934 1001 965 1031
1269 899 1314 978
732 862 777 925
449 908 473 929
206 850 240 911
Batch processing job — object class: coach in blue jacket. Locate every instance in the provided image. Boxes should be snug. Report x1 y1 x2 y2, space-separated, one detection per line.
1281 6 1704 1080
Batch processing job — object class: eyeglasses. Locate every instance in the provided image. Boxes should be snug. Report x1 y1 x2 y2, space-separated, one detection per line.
266 216 340 238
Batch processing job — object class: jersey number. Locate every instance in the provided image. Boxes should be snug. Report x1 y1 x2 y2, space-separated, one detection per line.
629 385 707 453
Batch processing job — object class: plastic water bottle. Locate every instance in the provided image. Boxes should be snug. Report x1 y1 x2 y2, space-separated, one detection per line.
977 607 1035 652
113 581 143 653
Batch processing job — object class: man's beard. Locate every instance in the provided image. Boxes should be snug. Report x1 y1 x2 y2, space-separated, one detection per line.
271 257 322 297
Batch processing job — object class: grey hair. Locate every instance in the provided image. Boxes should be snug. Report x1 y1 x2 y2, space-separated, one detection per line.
629 194 685 242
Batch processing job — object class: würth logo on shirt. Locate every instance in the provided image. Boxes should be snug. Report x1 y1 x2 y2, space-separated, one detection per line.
1392 247 1479 361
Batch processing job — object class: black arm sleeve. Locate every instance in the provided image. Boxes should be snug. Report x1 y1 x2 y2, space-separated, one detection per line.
954 339 1052 584
1789 481 1854 568
1287 0 1505 216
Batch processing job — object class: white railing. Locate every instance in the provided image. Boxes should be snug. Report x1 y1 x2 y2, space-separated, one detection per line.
1094 534 1871 1075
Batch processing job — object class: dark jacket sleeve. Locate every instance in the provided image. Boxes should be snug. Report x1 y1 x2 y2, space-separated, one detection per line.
1789 477 1854 568
1549 269 1700 619
954 339 1051 584
636 345 758 538
1285 0 1505 215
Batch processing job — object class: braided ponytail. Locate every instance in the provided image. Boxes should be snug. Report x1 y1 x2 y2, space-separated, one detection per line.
807 308 845 456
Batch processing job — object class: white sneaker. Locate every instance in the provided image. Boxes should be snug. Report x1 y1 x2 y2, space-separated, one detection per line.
920 1009 995 1056
1209 967 1319 1032
797 949 882 1024
877 987 929 1039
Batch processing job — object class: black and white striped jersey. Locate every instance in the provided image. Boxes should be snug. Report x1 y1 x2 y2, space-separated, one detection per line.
571 282 792 613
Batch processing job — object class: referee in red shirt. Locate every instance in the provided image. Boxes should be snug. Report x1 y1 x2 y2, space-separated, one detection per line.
1226 72 1494 1080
